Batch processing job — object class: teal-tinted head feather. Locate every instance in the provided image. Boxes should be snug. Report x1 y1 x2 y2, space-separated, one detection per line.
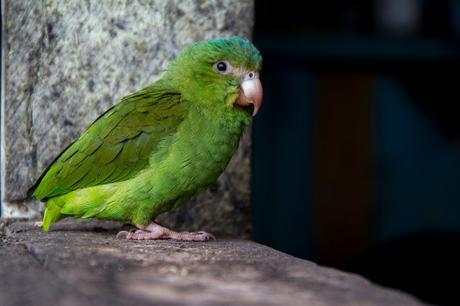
164 37 262 115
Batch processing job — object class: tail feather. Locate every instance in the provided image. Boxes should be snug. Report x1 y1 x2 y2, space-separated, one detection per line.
42 199 62 232
41 183 126 231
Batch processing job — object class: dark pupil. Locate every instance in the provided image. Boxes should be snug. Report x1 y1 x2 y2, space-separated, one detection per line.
217 62 227 72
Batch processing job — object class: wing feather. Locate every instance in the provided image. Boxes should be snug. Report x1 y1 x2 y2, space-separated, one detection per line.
31 85 185 200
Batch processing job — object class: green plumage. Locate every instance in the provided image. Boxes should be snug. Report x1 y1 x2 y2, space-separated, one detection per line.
30 37 262 232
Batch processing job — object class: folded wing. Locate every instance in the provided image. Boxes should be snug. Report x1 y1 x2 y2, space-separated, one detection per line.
31 85 186 201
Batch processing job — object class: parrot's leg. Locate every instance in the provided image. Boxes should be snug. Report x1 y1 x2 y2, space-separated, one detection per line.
34 221 43 227
116 222 215 241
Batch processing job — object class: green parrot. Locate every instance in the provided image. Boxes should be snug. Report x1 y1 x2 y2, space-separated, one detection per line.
29 37 263 241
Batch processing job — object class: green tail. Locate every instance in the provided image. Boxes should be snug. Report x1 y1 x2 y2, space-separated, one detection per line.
42 199 62 232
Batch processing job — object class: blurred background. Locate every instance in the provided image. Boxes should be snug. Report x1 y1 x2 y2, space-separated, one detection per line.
252 0 460 305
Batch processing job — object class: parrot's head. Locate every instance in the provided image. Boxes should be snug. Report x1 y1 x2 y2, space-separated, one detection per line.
166 37 263 118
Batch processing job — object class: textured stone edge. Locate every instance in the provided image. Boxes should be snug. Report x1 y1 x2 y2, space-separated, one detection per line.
1 0 8 217
0 220 427 306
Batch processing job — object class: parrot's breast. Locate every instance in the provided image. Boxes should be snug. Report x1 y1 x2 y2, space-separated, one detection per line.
141 106 249 215
172 107 246 186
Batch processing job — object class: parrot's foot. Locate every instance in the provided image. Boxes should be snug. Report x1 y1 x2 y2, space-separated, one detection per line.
116 222 215 241
34 221 43 228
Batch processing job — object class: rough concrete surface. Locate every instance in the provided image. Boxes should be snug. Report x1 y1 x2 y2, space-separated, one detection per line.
0 220 426 306
2 0 253 237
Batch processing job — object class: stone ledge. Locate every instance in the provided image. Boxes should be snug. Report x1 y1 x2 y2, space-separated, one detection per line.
0 220 425 306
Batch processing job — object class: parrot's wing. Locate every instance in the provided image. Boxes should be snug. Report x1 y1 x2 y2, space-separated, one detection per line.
31 85 187 200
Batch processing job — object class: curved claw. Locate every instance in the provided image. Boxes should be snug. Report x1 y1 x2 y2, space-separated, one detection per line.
116 230 131 240
196 231 216 241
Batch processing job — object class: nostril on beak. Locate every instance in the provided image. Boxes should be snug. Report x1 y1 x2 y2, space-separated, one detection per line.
245 71 257 81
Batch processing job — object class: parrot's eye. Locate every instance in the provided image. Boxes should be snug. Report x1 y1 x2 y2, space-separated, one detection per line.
214 61 232 74
216 62 227 71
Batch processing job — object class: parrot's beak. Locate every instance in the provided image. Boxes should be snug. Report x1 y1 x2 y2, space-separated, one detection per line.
236 74 263 116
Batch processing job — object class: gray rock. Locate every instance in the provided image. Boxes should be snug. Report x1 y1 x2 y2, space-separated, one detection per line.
2 0 254 237
0 220 426 306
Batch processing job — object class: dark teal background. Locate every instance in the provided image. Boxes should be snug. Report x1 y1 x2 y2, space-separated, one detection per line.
253 1 460 305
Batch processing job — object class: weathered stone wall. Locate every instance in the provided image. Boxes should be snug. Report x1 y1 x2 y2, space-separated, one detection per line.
2 0 254 237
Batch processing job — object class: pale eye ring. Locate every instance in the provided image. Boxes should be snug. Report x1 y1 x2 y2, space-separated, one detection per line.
214 60 232 74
